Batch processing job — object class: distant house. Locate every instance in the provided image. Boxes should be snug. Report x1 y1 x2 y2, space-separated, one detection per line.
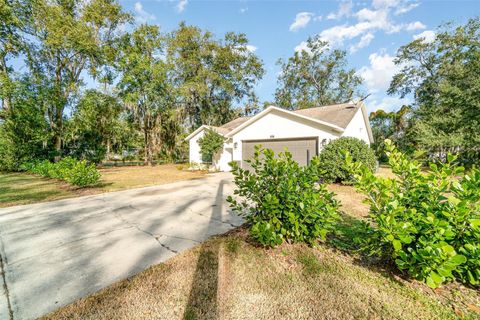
185 102 374 171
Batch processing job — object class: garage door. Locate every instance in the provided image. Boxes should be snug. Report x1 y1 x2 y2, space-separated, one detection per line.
242 137 318 171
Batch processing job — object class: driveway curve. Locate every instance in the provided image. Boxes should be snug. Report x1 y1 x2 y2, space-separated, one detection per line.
0 172 241 320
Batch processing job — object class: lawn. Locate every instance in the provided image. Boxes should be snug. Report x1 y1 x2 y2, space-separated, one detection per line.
0 164 205 207
42 167 480 320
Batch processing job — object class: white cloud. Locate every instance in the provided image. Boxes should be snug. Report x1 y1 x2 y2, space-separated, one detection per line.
358 52 400 93
289 12 314 32
176 0 187 13
314 0 424 49
395 2 419 15
319 22 372 45
350 33 374 53
405 21 426 31
366 95 411 112
327 0 353 20
240 7 248 14
372 0 400 9
294 41 310 53
413 30 436 43
245 45 257 53
134 2 155 23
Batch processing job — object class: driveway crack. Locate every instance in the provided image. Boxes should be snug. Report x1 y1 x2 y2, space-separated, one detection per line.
187 207 237 228
112 206 179 254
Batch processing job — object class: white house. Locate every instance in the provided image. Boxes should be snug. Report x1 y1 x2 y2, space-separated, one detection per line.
185 102 374 172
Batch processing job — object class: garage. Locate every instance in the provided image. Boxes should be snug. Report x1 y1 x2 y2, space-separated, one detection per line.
241 137 318 171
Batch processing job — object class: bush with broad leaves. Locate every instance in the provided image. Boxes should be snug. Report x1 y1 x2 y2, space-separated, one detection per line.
346 139 480 288
227 146 340 246
21 157 100 187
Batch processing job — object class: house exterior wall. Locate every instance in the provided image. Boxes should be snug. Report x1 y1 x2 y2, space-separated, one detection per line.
342 109 370 145
188 107 372 172
228 109 341 171
215 145 233 171
189 130 205 164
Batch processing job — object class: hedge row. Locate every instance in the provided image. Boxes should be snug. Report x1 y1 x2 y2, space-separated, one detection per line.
21 157 100 187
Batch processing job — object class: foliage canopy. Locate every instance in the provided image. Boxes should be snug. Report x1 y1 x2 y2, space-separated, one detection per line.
275 36 363 110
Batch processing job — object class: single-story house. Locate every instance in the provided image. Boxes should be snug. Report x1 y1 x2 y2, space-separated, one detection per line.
185 102 374 171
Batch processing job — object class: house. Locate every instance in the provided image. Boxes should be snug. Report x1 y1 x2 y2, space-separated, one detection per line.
185 102 374 171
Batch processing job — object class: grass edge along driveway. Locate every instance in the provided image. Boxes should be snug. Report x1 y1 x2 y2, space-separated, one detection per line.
0 164 206 207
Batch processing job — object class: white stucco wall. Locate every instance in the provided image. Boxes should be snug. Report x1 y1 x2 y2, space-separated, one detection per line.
229 109 341 169
343 108 371 145
189 130 205 164
214 144 233 171
188 107 372 172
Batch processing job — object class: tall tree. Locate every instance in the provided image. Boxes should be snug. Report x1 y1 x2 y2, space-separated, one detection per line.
116 24 171 165
65 89 122 162
0 0 30 116
27 0 129 158
275 36 363 110
388 17 480 162
369 105 412 161
0 76 51 170
167 23 264 130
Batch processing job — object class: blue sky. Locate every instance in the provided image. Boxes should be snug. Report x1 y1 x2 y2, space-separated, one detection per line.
124 0 479 113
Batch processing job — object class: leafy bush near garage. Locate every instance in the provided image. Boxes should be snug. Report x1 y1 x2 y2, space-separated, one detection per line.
318 137 376 185
197 128 226 163
20 157 100 187
346 139 480 288
227 146 340 246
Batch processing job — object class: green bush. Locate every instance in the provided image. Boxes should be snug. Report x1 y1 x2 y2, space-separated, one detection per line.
21 157 100 187
227 146 340 246
65 160 101 187
347 140 480 288
197 128 225 163
318 137 376 185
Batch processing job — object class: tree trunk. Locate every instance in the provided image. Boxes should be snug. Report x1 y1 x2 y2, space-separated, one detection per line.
144 129 152 166
54 135 62 162
0 54 12 117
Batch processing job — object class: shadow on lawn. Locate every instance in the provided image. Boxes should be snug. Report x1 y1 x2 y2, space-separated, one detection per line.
183 242 220 320
182 179 233 320
328 212 408 286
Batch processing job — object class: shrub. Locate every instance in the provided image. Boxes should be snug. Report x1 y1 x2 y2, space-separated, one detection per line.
318 137 376 185
197 128 225 163
347 139 480 288
65 160 101 187
21 157 100 187
227 146 340 246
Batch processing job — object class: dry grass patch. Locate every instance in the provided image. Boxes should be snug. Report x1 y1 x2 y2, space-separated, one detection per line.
0 165 205 207
98 164 205 191
43 228 479 320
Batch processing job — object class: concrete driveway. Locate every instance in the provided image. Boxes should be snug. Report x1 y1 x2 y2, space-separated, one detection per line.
0 172 242 320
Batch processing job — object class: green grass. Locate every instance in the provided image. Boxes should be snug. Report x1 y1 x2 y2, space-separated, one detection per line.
0 172 75 207
295 250 324 276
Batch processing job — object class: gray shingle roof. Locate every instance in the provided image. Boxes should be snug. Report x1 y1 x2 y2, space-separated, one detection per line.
293 103 359 129
214 103 359 134
219 117 251 131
